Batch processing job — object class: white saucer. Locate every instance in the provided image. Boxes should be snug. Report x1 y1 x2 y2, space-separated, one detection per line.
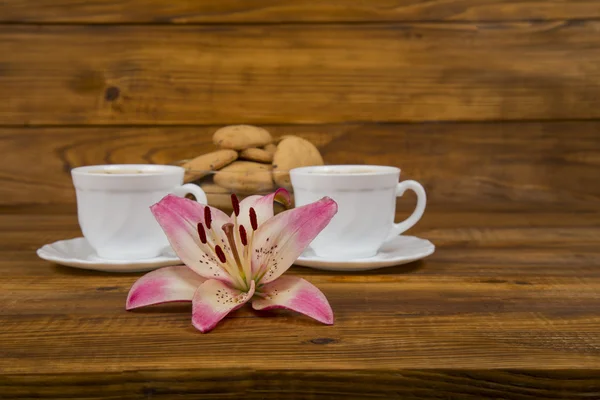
294 236 435 271
36 237 182 272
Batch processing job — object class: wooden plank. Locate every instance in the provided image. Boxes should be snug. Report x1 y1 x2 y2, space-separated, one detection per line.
1 122 599 205
1 23 600 125
1 370 599 399
1 204 599 398
1 0 599 23
2 370 598 399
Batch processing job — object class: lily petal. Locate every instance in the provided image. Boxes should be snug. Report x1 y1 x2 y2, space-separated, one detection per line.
251 197 337 283
192 279 256 333
253 276 333 325
126 265 205 310
151 194 233 284
235 188 291 232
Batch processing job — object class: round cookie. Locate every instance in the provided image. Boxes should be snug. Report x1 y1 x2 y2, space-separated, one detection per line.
274 135 295 143
272 136 324 188
213 125 272 150
214 161 275 194
182 150 238 183
240 147 273 163
206 192 239 212
199 181 230 194
263 143 277 155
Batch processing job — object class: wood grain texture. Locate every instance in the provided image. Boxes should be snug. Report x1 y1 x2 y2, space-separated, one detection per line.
2 370 600 400
2 0 599 23
2 22 600 125
2 121 599 205
1 204 600 398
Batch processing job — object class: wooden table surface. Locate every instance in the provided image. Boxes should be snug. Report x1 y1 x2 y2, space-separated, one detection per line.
2 203 600 399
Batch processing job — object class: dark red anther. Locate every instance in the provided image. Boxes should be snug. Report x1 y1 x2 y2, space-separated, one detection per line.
215 245 227 263
249 207 258 231
204 206 212 229
239 225 248 246
197 222 207 244
231 193 240 217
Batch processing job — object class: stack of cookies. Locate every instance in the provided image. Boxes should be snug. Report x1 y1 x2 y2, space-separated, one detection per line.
180 125 324 211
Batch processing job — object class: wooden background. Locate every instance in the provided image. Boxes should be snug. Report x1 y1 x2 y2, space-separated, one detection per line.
2 2 600 398
1 0 599 206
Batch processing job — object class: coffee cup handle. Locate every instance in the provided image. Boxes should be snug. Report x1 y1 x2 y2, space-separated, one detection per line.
385 180 427 241
172 183 208 205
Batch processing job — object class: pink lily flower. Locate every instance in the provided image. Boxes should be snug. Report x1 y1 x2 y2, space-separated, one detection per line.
126 188 338 333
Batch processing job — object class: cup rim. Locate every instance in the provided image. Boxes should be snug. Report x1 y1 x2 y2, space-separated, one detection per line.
71 164 184 177
290 164 400 176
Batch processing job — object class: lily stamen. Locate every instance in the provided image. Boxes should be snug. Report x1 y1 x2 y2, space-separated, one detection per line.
204 206 212 229
249 207 258 231
239 225 247 246
200 208 226 252
197 222 207 244
231 193 240 217
215 245 227 264
222 223 246 284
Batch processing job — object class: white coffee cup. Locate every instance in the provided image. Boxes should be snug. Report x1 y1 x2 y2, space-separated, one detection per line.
290 165 426 260
71 164 207 260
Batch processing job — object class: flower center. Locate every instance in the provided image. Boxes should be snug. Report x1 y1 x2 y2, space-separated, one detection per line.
194 198 265 292
221 223 245 281
196 206 247 289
